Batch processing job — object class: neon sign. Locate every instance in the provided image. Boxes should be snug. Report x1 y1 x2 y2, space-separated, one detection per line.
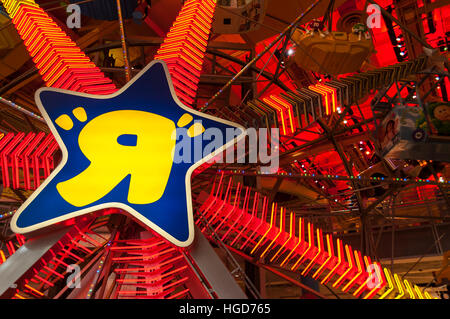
11 60 245 247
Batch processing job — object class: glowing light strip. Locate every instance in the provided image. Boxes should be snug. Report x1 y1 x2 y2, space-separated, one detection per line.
379 268 395 299
309 85 330 115
199 180 434 299
270 211 294 262
321 238 343 284
301 228 323 275
312 234 334 279
404 280 416 299
263 97 287 135
353 256 373 297
342 250 364 291
394 274 405 299
250 203 276 254
280 217 303 267
260 207 284 258
414 285 424 299
270 95 296 134
0 250 5 264
316 84 337 113
363 262 384 299
1 0 116 95
331 244 353 287
291 222 313 271
154 0 216 107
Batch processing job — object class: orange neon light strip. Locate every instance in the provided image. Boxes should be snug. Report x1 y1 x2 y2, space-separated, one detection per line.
155 0 216 107
280 217 303 267
309 85 330 115
312 234 334 279
331 244 353 287
394 274 405 299
316 84 337 113
321 238 343 284
2 0 116 95
342 250 364 291
250 203 276 254
202 180 432 299
404 279 416 299
301 228 323 275
291 222 313 271
260 207 284 258
270 95 296 134
263 97 288 135
353 256 373 297
270 211 294 262
24 284 44 296
0 249 5 264
379 268 395 299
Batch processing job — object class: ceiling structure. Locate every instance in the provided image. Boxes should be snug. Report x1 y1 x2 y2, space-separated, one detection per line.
0 0 448 300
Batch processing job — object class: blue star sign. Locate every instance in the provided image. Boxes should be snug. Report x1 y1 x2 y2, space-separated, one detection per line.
11 60 245 247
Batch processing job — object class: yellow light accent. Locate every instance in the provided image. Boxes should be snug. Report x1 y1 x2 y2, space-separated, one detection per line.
280 217 303 267
72 107 87 122
291 222 313 271
301 228 322 275
55 114 73 130
363 262 383 299
260 207 284 258
424 291 433 299
379 268 394 299
177 113 193 127
414 285 424 299
250 203 275 254
332 244 352 286
56 110 175 206
394 274 405 299
321 238 342 284
263 97 287 135
270 211 294 262
313 234 333 279
342 250 362 291
271 95 295 134
404 280 416 299
353 256 372 296
187 122 205 137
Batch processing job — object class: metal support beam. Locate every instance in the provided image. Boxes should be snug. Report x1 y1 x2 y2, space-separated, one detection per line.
186 226 247 299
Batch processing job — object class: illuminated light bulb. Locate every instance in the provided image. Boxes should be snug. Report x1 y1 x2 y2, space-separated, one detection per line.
435 76 440 81
365 151 370 155
400 51 405 56
343 120 348 124
287 48 295 56
396 37 401 41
